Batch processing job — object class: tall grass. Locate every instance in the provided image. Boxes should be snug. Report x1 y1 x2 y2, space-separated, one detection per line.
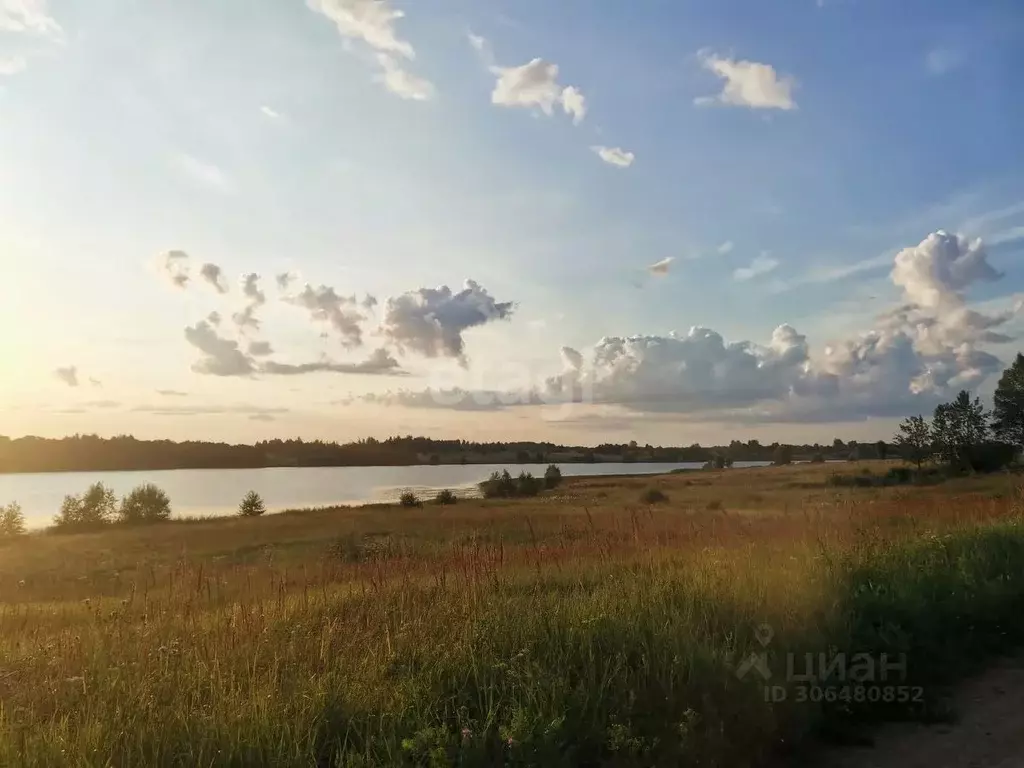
1 491 1024 765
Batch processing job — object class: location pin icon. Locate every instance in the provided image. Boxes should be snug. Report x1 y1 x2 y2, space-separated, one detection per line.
755 623 774 647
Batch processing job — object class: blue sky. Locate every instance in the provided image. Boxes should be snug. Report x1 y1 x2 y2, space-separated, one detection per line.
2 0 1023 445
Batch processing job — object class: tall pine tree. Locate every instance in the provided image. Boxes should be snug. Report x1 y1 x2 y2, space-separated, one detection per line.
993 353 1024 448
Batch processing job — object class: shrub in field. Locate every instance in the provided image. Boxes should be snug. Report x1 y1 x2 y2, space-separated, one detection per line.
706 499 724 511
399 490 422 508
118 484 171 524
434 489 458 505
53 482 116 531
516 471 543 497
0 503 24 536
810 452 826 463
479 470 516 498
237 490 266 518
639 487 668 504
543 464 562 489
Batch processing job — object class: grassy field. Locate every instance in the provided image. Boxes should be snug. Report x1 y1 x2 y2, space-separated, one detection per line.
2 461 1024 766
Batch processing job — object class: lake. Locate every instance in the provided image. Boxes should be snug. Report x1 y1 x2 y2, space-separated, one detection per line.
0 462 772 528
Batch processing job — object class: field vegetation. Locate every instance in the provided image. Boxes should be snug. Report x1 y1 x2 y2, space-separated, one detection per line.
2 460 1024 766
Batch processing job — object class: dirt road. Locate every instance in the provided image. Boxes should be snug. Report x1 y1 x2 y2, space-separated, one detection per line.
818 657 1024 767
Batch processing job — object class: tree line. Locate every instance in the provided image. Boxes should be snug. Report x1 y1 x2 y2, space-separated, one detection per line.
893 354 1024 472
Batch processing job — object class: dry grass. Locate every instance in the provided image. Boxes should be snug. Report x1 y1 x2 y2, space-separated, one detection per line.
1 462 1023 766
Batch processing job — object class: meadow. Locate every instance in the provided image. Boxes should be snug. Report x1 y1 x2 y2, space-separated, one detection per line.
2 461 1024 766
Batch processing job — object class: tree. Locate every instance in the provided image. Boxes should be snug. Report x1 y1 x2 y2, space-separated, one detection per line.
875 440 888 461
993 353 1024 449
0 503 25 536
118 484 171 524
543 464 562 489
238 490 266 518
894 415 930 469
772 444 793 466
932 391 989 468
53 482 116 530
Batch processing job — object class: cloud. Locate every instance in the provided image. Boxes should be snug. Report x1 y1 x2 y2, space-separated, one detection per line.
467 30 489 56
199 263 229 294
375 53 434 100
363 230 1019 424
285 283 367 347
249 413 277 422
162 250 191 288
695 52 797 110
381 279 514 361
276 272 297 291
81 400 120 409
260 105 282 119
184 321 256 377
592 146 635 168
926 48 963 76
54 366 79 387
0 0 63 41
248 340 274 357
733 253 780 281
156 390 189 397
233 273 267 331
306 0 433 100
491 58 587 124
718 241 735 255
361 387 520 411
207 311 222 326
261 348 405 376
647 257 674 276
0 55 26 75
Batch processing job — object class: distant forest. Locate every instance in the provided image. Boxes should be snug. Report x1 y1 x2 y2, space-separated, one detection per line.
0 434 881 474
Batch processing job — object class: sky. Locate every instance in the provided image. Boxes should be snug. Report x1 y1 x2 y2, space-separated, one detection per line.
2 0 1024 447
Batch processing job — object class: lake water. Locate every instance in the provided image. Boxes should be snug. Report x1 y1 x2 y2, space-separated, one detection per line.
0 462 771 528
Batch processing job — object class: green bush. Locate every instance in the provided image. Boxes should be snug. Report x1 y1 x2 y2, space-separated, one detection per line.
543 464 562 489
0 503 25 537
237 490 266 518
53 482 116 531
118 484 172 524
399 490 422 508
639 487 668 504
809 452 826 464
516 472 543 497
479 470 517 499
434 489 458 505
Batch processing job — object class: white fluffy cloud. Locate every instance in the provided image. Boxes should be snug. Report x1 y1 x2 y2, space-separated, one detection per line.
381 279 514 361
307 0 433 101
285 283 367 347
592 146 635 168
233 273 268 331
491 58 587 124
367 230 1020 424
733 253 780 281
696 52 797 110
0 0 62 40
184 321 256 377
162 250 191 288
200 263 229 294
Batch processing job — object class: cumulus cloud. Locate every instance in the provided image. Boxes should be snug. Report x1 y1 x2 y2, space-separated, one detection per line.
248 340 274 357
208 311 222 326
381 279 514 361
695 52 797 110
376 53 434 100
54 366 79 387
307 0 433 100
276 272 297 291
184 321 256 377
0 0 63 41
200 263 229 294
734 253 780 281
162 250 191 288
285 283 367 347
363 230 1020 424
718 241 735 255
592 146 635 168
233 273 267 331
491 58 587 124
648 257 674 276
